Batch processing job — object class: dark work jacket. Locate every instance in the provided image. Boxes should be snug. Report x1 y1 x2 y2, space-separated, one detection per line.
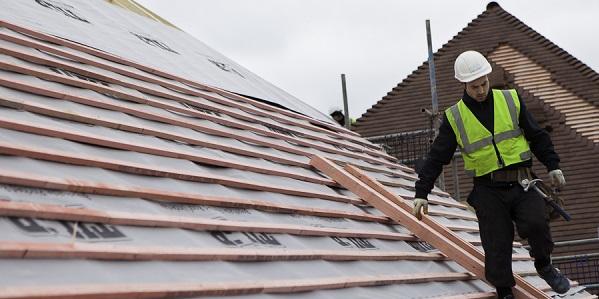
414 90 560 199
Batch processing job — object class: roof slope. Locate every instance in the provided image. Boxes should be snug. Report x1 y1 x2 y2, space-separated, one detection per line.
354 2 599 257
0 0 331 123
0 1 593 298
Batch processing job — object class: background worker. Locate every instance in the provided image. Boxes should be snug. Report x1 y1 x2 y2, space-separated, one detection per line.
329 107 355 127
412 50 570 298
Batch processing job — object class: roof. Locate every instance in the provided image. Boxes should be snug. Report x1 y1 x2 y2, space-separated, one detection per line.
0 0 332 124
353 1 599 258
0 0 594 298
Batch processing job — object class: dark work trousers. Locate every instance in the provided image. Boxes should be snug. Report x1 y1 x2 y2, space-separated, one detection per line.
467 181 554 288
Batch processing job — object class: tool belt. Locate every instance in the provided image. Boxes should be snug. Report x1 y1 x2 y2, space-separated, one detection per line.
476 167 530 183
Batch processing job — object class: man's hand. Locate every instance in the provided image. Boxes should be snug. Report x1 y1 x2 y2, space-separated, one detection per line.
412 198 429 220
548 169 566 188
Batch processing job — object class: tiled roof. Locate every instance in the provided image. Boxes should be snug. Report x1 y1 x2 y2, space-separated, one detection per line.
488 45 599 142
0 0 594 298
354 2 599 258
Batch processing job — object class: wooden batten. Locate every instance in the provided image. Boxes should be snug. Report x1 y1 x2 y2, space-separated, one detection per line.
0 272 474 299
0 241 444 262
0 240 533 263
0 201 413 241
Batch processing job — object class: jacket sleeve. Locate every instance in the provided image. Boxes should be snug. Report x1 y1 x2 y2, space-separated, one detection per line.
518 94 560 171
415 113 458 199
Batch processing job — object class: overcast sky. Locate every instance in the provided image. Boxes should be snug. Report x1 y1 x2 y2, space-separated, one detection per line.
136 0 598 120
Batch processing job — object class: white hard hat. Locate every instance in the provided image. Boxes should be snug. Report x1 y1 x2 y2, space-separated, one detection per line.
454 50 492 83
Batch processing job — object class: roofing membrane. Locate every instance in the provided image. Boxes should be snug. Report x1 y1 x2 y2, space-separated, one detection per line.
0 0 595 298
0 0 332 123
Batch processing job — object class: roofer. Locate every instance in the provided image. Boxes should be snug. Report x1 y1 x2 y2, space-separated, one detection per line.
329 107 355 127
412 50 570 298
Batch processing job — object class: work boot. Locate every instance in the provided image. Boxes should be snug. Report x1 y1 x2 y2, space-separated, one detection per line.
537 264 570 294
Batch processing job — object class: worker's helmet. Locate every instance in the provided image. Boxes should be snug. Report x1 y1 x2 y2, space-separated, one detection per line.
454 50 492 83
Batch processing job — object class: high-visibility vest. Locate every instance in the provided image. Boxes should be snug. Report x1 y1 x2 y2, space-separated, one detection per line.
445 89 532 177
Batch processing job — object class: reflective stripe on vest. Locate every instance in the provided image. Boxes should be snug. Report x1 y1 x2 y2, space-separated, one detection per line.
445 89 532 177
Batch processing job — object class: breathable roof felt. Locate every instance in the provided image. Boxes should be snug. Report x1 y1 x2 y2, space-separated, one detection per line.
0 0 332 124
0 0 594 298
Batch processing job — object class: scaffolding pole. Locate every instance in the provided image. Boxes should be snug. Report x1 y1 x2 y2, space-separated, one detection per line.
425 19 444 190
341 74 350 129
